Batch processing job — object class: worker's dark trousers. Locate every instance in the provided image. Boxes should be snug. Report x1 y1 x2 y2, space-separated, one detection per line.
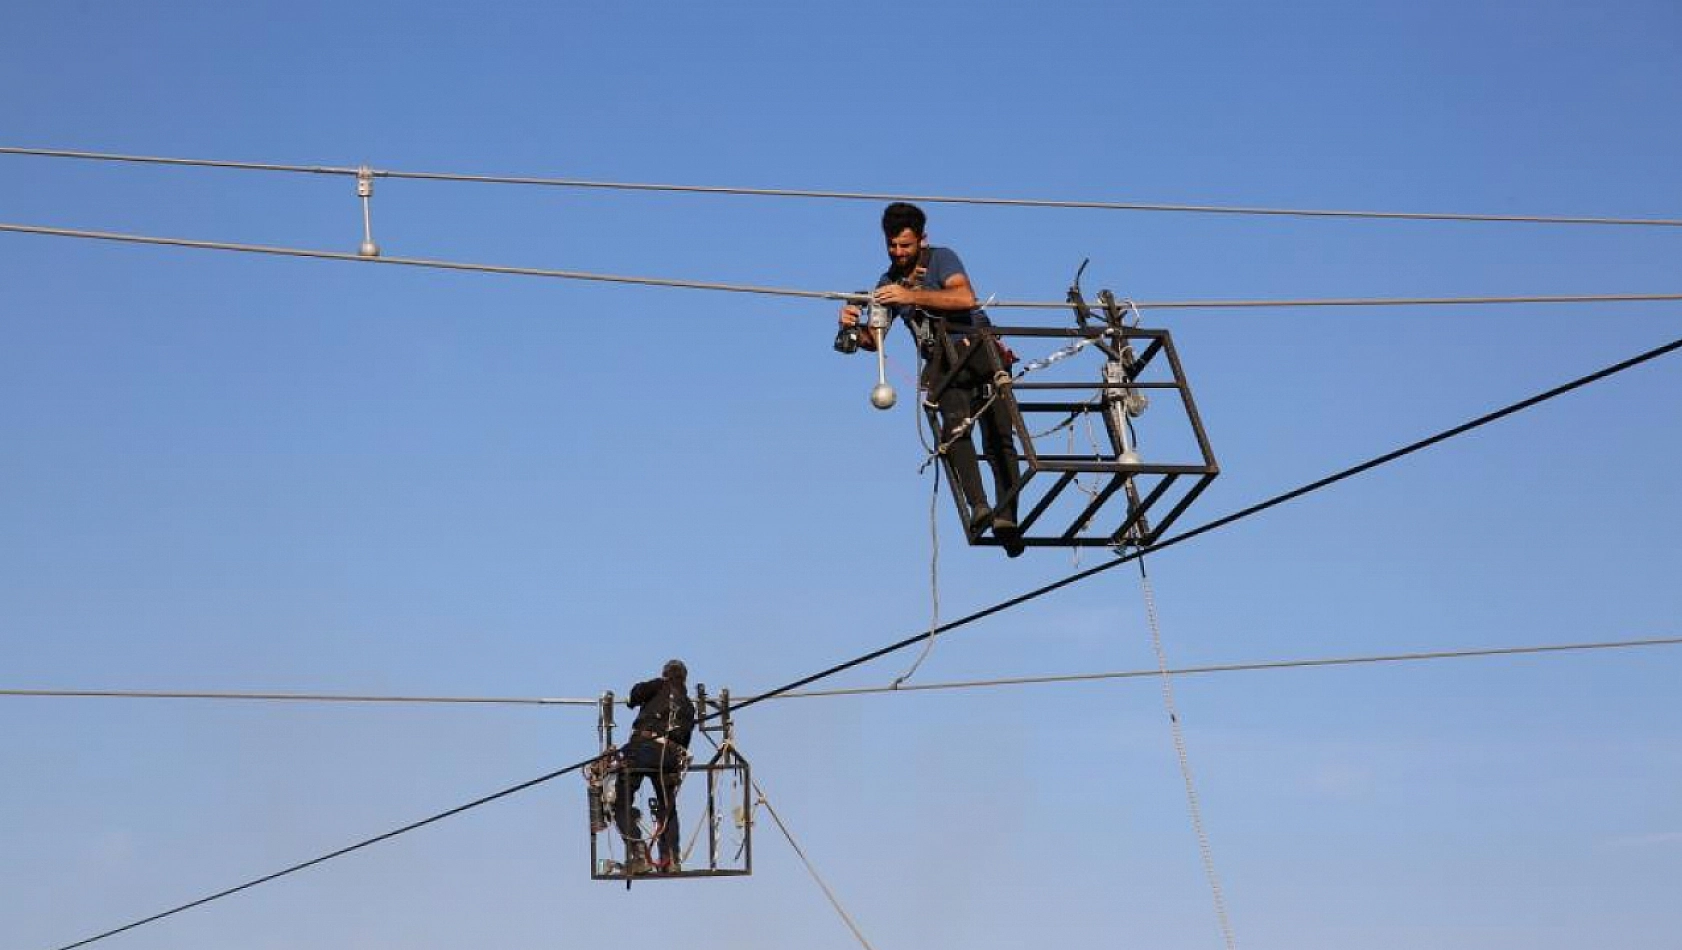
922 336 1021 521
615 740 682 863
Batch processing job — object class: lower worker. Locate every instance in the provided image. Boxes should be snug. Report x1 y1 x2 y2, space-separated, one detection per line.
614 659 696 873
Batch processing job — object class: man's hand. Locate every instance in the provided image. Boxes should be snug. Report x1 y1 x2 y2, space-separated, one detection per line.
873 284 918 306
839 303 862 327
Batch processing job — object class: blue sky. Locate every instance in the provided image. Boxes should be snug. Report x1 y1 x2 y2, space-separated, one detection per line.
2 2 1679 949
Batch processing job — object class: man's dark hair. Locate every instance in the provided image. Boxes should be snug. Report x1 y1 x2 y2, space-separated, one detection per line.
662 658 688 686
881 202 926 238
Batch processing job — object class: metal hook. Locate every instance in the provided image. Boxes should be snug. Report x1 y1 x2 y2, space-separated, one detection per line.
1121 297 1143 328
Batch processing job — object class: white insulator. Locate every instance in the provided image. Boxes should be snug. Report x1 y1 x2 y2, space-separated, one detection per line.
1117 448 1142 466
359 240 381 258
870 383 897 410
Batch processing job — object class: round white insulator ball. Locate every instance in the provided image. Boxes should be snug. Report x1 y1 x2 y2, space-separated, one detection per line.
870 383 897 410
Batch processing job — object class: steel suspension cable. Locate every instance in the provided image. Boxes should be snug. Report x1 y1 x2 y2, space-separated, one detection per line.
754 786 879 950
725 331 1682 717
773 634 1682 699
0 222 844 301
6 221 1682 311
4 146 1680 228
0 688 593 705
44 332 1682 950
694 730 879 950
49 757 599 950
987 293 1682 311
10 635 1681 707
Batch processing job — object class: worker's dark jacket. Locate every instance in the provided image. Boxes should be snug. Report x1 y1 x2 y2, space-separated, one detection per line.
626 678 695 764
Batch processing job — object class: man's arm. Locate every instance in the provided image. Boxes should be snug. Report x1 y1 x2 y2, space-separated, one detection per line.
873 271 976 310
837 300 882 351
627 678 661 708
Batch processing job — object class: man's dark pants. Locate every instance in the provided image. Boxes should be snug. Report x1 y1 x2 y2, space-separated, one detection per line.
923 334 1021 523
614 739 683 864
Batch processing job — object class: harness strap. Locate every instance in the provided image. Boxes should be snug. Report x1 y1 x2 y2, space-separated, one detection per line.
894 246 944 347
896 245 932 290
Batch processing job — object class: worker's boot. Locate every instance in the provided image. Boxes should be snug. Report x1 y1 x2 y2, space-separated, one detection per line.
624 841 652 875
992 510 1024 558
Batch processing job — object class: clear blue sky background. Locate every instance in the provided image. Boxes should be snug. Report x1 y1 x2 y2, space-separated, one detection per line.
3 2 1679 948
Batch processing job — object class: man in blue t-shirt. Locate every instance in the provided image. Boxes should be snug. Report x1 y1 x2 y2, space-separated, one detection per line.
839 202 1025 557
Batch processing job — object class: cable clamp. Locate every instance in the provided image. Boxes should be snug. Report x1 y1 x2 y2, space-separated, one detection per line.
356 164 380 258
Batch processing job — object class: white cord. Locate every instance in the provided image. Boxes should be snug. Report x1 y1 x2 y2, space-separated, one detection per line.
1136 556 1238 950
893 387 943 689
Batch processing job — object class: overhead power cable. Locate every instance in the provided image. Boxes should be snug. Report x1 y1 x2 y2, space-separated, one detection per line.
47 332 1681 950
0 222 842 301
49 757 598 950
779 635 1682 698
988 293 1682 311
723 331 1682 720
5 221 1682 312
11 636 1682 707
0 688 593 705
5 145 1681 228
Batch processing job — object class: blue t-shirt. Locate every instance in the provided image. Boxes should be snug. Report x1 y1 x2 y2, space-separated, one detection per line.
875 245 989 339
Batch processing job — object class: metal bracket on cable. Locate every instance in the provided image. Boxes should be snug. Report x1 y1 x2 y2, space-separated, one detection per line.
356 164 380 257
960 261 1217 552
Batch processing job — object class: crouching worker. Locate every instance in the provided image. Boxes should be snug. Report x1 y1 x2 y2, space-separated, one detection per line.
839 202 1025 556
615 659 696 873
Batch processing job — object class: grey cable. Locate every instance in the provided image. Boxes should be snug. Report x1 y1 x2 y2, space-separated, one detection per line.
754 787 879 950
0 146 350 176
5 221 1682 312
694 729 878 950
987 292 1682 311
773 634 1682 698
30 631 1682 948
0 222 848 300
4 146 1680 228
12 635 1679 707
0 688 593 705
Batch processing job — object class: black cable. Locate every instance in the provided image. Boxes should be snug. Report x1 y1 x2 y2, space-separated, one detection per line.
50 759 597 950
50 330 1682 950
728 331 1682 715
